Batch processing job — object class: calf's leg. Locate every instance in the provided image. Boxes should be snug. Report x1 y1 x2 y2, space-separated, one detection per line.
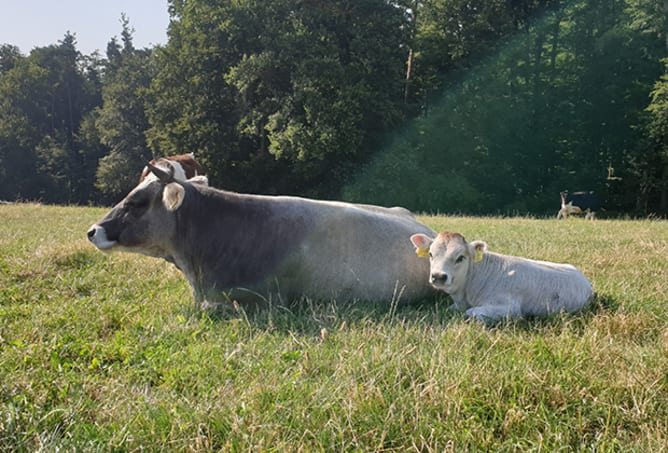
465 302 522 324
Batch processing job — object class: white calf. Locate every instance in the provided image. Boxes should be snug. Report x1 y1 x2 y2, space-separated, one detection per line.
410 231 594 323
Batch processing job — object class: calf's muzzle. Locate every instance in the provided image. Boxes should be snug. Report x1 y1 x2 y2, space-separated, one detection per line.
430 272 448 284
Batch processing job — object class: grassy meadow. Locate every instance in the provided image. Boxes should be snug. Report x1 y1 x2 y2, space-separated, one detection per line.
1 203 667 451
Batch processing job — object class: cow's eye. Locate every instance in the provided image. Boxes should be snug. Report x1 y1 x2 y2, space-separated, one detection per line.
126 198 148 211
428 252 433 259
455 255 465 263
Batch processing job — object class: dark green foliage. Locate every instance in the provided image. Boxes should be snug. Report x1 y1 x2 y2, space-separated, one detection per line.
145 0 409 195
0 0 666 214
0 35 103 203
95 17 155 201
344 0 666 215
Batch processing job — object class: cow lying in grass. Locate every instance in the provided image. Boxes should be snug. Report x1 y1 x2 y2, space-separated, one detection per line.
410 231 594 324
88 159 438 308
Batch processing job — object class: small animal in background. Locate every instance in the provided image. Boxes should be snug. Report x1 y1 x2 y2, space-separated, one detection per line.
557 191 601 220
410 231 594 324
557 201 582 219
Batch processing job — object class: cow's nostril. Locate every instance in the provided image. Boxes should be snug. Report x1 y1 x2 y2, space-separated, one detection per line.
87 227 96 240
431 272 448 283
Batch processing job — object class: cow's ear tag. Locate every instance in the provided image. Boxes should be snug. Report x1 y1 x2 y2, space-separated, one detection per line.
473 248 483 263
416 247 430 259
163 183 185 211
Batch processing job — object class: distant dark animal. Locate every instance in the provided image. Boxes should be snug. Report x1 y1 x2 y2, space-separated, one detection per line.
557 191 601 220
139 153 203 183
410 231 594 324
88 159 438 308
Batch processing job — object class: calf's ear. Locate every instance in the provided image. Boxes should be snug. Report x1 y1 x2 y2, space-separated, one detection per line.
410 233 434 258
162 182 185 211
410 233 433 249
470 240 488 263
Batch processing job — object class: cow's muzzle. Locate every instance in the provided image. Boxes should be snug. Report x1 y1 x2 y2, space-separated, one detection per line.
87 225 117 250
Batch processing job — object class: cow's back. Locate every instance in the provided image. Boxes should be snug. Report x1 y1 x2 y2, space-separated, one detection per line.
280 199 435 303
467 252 593 316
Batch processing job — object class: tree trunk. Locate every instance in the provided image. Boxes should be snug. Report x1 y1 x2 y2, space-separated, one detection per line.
404 47 413 104
403 1 419 105
660 165 668 214
661 0 668 213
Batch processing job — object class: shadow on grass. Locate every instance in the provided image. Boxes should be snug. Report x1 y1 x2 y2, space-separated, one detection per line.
179 291 620 338
487 292 621 333
180 293 454 338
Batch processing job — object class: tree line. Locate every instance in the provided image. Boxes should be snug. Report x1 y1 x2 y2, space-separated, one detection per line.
0 0 666 215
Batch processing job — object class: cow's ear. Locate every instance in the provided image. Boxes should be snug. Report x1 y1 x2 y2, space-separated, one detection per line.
410 233 433 258
162 182 185 211
470 240 487 263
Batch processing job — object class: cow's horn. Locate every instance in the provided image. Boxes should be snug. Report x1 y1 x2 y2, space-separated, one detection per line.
146 161 174 183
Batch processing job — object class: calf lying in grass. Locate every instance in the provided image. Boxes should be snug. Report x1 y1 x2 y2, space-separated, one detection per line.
410 231 594 324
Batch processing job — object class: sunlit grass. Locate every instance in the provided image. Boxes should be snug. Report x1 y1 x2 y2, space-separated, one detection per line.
1 204 666 451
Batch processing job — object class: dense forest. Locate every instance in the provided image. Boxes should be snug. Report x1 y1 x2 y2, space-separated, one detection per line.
0 0 666 215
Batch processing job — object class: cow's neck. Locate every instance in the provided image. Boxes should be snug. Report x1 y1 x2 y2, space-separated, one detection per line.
166 191 246 301
459 253 501 307
166 189 313 305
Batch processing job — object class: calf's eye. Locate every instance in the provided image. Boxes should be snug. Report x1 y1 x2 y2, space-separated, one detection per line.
455 255 465 263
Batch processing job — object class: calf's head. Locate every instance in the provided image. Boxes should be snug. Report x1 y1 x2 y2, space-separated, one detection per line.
410 231 487 293
87 160 204 258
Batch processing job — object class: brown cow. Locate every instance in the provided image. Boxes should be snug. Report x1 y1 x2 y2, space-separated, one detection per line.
139 153 203 183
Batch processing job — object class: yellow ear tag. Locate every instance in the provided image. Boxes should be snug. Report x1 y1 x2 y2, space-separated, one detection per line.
416 247 430 259
473 249 483 263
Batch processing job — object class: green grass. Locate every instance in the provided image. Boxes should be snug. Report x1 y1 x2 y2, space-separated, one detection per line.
1 203 667 451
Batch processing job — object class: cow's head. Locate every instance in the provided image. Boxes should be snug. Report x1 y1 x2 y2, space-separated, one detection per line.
410 231 486 294
87 159 208 258
138 152 204 183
